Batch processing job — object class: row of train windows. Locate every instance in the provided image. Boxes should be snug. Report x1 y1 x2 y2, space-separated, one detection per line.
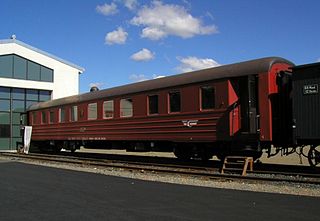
35 86 215 124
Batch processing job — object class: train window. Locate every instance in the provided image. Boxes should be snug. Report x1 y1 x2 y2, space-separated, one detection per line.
49 111 55 124
71 106 78 122
88 103 97 120
201 86 215 110
59 107 66 123
41 111 47 124
148 95 158 115
120 98 133 117
32 112 37 125
169 91 181 113
103 100 114 119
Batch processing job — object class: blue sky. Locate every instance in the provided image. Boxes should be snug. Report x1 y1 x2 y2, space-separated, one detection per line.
0 0 319 93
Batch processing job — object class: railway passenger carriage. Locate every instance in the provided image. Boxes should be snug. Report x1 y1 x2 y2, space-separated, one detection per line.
26 57 320 166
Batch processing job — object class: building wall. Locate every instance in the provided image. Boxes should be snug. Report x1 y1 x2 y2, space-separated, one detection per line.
0 39 83 151
0 40 82 99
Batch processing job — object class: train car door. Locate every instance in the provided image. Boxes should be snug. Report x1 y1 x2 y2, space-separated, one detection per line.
239 75 259 134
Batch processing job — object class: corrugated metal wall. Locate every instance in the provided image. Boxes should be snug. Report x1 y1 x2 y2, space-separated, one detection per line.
292 63 320 141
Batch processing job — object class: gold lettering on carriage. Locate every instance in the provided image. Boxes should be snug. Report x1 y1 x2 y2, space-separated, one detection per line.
182 120 198 128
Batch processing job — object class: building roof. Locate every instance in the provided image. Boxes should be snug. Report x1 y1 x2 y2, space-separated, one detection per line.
28 57 294 111
0 38 85 73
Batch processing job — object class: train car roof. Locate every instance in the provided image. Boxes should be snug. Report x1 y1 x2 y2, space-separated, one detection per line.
28 57 294 111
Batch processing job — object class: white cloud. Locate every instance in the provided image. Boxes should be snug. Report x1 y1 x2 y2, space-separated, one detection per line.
89 82 104 89
130 48 155 61
129 73 166 82
130 1 218 40
176 56 220 72
123 0 138 11
129 74 149 82
105 27 128 45
96 2 118 16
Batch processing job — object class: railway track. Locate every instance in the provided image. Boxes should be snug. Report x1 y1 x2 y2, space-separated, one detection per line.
1 152 320 185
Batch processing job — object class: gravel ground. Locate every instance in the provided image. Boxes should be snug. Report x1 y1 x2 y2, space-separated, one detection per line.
1 155 319 198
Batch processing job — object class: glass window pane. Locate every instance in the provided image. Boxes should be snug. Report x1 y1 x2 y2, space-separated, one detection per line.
12 138 23 150
0 125 10 138
12 100 25 112
120 99 133 117
39 90 51 101
103 101 113 119
26 89 38 101
13 55 27 79
49 111 55 123
41 111 47 124
59 108 65 123
0 138 10 150
27 61 40 81
0 87 10 99
12 88 25 100
26 101 37 110
169 91 181 113
0 112 10 124
88 103 97 120
0 55 13 78
12 113 22 124
32 112 37 125
201 86 215 110
148 95 158 115
41 66 53 82
71 106 78 122
12 125 22 137
0 100 10 111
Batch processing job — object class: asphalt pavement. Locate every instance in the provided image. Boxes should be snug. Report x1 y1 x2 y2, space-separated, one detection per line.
0 160 319 221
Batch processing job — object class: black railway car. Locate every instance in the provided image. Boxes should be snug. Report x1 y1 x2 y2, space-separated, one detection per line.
292 62 320 166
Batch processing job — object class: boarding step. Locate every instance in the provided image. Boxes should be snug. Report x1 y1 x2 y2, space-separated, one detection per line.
221 156 253 176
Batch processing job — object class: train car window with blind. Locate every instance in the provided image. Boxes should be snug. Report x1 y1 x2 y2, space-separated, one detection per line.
59 108 66 123
71 106 78 122
201 86 215 110
169 91 181 113
49 111 55 124
88 103 97 120
120 98 133 117
103 100 114 119
148 95 159 115
41 111 47 124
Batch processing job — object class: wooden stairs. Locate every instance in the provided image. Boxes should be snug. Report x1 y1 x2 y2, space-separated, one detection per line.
221 156 253 176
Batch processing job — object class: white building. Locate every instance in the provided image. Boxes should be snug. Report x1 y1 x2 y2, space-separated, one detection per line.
0 36 84 151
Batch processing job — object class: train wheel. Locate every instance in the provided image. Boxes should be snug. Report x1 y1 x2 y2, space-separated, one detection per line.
308 145 320 167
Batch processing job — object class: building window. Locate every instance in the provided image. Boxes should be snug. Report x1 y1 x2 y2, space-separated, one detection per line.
41 111 47 124
201 86 215 110
13 56 27 79
40 66 53 82
0 55 13 78
169 91 181 113
0 54 54 82
27 61 41 81
39 90 51 101
0 100 10 112
120 98 133 117
148 95 159 115
49 111 55 124
88 103 97 120
71 106 78 122
103 100 114 119
59 108 66 123
0 125 10 138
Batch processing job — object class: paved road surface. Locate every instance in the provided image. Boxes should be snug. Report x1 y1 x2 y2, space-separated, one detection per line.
0 160 319 221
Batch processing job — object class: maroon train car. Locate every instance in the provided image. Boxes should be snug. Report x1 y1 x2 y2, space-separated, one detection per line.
27 57 294 160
